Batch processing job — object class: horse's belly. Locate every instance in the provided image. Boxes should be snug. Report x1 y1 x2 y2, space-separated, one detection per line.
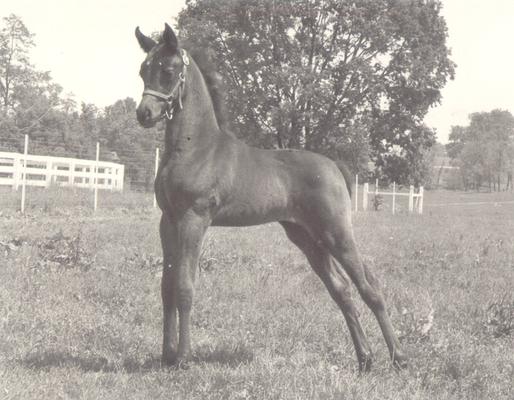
212 213 284 227
211 197 291 227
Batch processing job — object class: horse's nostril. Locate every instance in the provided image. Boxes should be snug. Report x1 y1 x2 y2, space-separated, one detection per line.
137 107 151 123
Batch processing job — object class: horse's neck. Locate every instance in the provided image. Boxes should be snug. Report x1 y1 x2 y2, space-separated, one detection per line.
164 63 220 156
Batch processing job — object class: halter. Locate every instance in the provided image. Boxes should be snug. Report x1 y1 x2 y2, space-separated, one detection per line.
142 49 190 120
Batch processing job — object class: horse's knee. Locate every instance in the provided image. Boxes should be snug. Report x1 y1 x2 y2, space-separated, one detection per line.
177 279 194 311
161 277 174 305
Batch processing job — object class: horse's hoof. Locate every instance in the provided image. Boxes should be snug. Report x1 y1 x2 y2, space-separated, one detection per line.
358 354 373 373
161 351 178 367
392 353 408 370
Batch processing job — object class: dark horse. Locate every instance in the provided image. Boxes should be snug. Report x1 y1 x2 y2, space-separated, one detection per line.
135 23 407 371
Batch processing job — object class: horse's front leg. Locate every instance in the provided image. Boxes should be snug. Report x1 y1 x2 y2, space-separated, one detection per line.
160 214 179 365
160 211 208 366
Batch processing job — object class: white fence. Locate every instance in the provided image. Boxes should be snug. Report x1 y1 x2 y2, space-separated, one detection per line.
0 135 169 213
355 176 424 214
0 151 124 191
0 135 127 213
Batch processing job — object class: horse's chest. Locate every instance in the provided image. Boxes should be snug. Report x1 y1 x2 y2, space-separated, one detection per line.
155 162 218 217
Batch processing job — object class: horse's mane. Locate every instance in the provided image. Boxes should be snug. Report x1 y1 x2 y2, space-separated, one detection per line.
188 47 232 134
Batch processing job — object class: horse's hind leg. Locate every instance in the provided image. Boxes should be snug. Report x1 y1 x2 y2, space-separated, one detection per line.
318 220 408 368
280 221 374 371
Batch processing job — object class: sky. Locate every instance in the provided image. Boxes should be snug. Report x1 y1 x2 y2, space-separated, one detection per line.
3 0 514 143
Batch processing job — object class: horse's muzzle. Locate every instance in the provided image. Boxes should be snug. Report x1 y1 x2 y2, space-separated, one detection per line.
136 98 163 128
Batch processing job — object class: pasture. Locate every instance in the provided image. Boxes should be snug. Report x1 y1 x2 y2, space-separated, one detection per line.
1 189 513 399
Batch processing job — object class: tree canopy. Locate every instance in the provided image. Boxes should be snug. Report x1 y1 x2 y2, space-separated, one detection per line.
447 109 514 191
178 0 455 183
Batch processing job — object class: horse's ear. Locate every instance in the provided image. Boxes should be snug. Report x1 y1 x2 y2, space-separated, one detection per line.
163 23 178 52
135 27 156 53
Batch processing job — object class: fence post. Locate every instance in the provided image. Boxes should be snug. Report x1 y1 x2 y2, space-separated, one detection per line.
153 147 160 208
94 142 99 211
363 183 368 211
13 154 20 191
354 174 358 212
375 178 378 197
408 185 414 213
45 160 52 187
69 161 75 187
392 181 396 215
418 186 424 214
20 134 28 213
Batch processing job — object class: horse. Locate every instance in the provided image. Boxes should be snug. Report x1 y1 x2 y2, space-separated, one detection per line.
134 23 407 371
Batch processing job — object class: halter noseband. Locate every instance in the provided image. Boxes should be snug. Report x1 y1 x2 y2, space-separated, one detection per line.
142 49 190 120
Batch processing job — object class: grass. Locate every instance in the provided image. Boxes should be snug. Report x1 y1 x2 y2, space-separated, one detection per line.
0 189 513 399
0 185 155 216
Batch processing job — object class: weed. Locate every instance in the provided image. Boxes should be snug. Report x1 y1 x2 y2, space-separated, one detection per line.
484 294 514 338
34 229 94 271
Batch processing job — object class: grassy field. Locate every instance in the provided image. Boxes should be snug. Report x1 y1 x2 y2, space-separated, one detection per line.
1 190 513 399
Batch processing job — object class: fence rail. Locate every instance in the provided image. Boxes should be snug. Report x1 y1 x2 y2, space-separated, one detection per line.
0 151 124 191
354 176 424 214
0 135 164 212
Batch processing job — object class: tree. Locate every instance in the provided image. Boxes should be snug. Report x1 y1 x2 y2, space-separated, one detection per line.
372 121 436 185
177 0 454 183
0 14 34 111
0 14 65 152
446 109 514 191
332 117 371 177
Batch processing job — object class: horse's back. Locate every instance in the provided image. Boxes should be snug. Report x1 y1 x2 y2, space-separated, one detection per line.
212 138 352 227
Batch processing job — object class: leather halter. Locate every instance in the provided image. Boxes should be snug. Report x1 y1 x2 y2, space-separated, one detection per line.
142 49 190 120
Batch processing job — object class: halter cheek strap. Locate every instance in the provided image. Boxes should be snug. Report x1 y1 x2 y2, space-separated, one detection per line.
142 49 189 120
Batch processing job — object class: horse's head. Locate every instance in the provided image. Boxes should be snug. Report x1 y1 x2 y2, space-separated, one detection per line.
135 23 189 128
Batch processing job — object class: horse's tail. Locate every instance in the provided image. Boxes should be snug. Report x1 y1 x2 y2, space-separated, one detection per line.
337 160 353 199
